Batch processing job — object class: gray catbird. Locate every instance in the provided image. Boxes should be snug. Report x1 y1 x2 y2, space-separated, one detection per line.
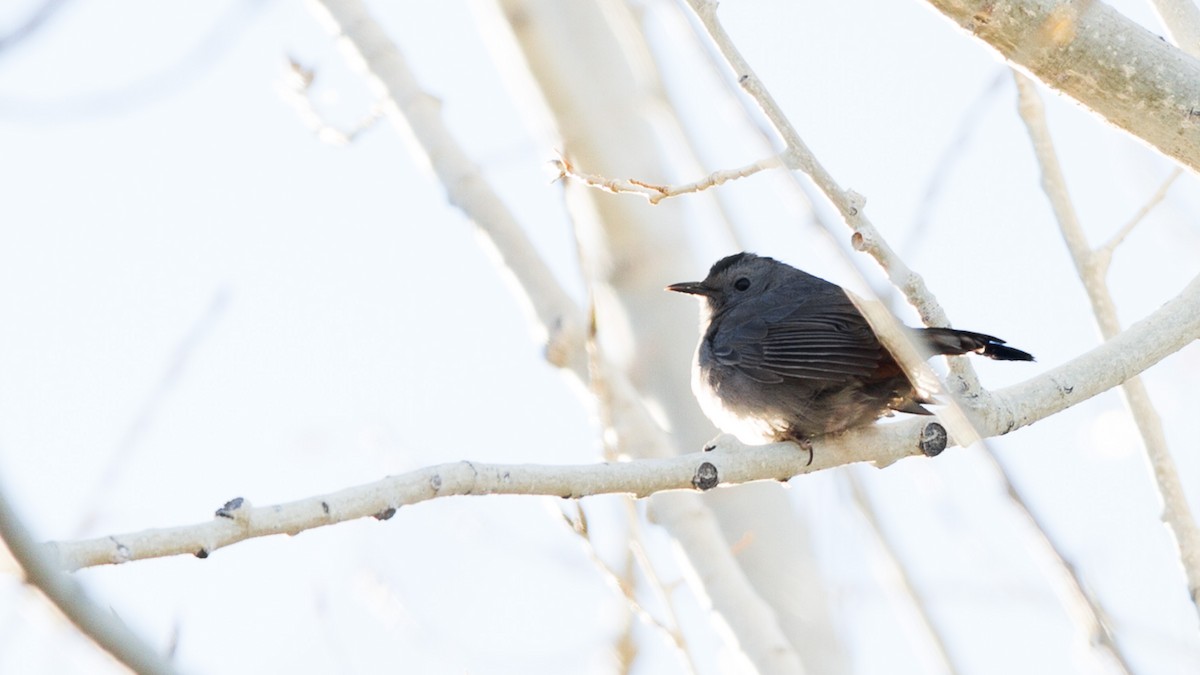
669 252 1033 455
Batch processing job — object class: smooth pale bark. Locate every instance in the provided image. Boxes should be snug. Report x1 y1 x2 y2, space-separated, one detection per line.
487 1 841 671
925 0 1200 172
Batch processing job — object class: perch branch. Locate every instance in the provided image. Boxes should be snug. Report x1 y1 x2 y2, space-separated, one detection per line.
47 270 1200 571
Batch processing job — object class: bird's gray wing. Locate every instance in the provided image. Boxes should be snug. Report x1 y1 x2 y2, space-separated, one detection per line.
710 293 884 384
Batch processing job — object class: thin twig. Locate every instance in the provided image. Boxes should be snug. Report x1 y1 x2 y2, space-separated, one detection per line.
981 443 1132 674
278 57 384 145
552 154 783 205
75 287 230 536
560 502 698 674
845 470 963 675
560 505 688 656
905 69 1010 258
0 0 70 53
1096 168 1183 259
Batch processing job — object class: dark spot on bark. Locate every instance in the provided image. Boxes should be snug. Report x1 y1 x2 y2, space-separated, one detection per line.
195 548 209 559
430 474 443 492
374 507 396 521
215 497 244 519
920 423 948 457
321 501 330 515
692 462 719 491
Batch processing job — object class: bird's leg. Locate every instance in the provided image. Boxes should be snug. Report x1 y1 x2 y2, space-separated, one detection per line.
781 429 814 467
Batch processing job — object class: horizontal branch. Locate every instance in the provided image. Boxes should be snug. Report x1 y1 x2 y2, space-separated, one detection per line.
47 268 1200 571
48 451 814 571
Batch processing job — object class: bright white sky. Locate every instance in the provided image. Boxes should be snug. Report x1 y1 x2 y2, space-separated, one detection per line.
1 1 1198 673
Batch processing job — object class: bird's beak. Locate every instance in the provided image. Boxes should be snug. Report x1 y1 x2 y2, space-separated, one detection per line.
666 281 712 296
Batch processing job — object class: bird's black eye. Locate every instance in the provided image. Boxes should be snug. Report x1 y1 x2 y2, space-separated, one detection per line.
733 277 751 291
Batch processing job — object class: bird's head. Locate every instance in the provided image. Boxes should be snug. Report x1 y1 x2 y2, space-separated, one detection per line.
667 252 785 315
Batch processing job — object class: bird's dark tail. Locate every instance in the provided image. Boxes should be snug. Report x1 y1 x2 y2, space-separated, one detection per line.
919 327 1035 362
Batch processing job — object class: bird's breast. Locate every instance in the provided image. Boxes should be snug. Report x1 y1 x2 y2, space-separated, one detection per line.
692 339 789 444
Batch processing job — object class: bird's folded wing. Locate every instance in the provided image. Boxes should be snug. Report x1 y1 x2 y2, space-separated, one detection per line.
711 307 884 384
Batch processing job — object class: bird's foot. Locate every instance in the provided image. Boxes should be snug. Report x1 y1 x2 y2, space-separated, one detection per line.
702 433 739 452
786 435 814 466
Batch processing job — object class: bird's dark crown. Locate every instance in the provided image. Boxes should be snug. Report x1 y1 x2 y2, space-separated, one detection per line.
707 252 777 279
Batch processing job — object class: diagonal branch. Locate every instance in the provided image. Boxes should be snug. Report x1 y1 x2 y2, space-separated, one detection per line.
1150 0 1200 56
0 485 177 673
845 470 963 674
307 2 804 671
1096 168 1183 259
1014 71 1200 618
924 0 1200 173
308 0 585 374
981 441 1132 674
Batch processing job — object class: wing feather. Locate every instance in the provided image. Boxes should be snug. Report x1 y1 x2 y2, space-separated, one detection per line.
710 289 885 383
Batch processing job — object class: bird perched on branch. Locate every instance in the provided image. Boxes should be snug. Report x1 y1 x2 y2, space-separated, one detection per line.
669 253 1033 459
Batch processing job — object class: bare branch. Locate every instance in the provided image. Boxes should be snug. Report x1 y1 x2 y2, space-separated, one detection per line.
845 470 963 675
75 287 230 536
982 443 1133 674
0 0 70 54
0 486 176 674
308 0 587 375
561 504 691 665
1148 0 1200 57
682 1 952 324
552 154 783 205
1014 71 1200 617
47 274 1200 571
277 57 384 145
307 3 806 671
681 0 1002 418
561 502 698 674
1097 168 1183 259
924 0 1200 174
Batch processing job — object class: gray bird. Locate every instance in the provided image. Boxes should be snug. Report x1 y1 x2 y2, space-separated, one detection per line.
669 253 1033 455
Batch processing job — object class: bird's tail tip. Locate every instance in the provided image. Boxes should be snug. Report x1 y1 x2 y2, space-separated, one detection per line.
981 342 1035 362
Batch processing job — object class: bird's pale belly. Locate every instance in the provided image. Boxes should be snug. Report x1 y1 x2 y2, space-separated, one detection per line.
692 360 787 443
